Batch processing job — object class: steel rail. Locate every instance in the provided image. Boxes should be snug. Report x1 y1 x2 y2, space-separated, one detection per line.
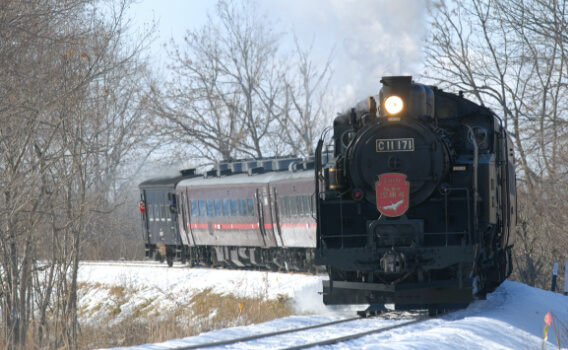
280 313 445 350
172 316 363 350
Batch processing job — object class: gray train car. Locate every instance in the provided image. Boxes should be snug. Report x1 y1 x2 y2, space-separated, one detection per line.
176 157 316 270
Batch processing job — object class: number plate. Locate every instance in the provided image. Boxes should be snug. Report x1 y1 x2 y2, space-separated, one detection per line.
376 138 414 152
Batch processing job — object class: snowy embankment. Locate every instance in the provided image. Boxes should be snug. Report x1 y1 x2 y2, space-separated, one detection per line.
78 262 568 349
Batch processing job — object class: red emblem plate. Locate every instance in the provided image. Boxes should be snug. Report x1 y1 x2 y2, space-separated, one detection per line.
376 173 409 217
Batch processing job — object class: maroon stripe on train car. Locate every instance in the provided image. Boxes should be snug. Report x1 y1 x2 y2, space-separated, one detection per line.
188 222 315 230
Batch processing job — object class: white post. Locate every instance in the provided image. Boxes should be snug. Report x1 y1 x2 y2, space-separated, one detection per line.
551 263 558 292
564 261 568 296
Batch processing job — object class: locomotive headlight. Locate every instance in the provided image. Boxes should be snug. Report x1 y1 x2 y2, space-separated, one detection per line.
385 96 404 114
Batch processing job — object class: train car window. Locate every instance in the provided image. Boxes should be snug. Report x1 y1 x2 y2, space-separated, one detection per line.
231 199 238 216
206 200 214 217
297 196 304 215
158 205 163 221
153 204 159 220
215 200 222 217
248 198 254 216
148 204 154 221
176 196 182 219
191 200 198 218
279 197 284 216
311 195 316 216
290 196 297 216
282 197 289 216
239 198 247 216
154 205 160 221
278 197 288 216
302 196 309 216
199 200 206 217
223 199 230 216
166 203 172 221
154 204 162 221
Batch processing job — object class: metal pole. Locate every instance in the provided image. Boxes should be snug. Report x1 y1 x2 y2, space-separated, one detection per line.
551 262 558 292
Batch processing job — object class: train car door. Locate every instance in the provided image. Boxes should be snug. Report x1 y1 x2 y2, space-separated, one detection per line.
178 189 195 246
256 186 279 247
269 186 284 246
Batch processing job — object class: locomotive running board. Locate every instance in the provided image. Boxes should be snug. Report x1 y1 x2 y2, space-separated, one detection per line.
321 279 474 311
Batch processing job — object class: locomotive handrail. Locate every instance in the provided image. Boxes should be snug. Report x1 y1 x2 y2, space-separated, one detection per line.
315 137 324 253
492 111 514 248
462 124 479 239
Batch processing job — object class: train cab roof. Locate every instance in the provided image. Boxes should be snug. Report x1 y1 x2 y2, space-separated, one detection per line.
138 169 198 190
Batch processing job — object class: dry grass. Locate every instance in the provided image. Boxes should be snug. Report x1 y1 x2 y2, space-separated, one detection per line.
76 286 293 349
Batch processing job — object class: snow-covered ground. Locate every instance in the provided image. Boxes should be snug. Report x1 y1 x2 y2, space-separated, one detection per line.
78 261 568 349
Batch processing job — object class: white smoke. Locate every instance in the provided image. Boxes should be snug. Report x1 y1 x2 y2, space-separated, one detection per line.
270 0 429 110
290 280 329 315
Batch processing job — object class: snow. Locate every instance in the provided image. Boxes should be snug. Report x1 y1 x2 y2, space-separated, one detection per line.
79 262 568 349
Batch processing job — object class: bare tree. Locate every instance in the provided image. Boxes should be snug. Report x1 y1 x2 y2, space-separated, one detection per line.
277 35 334 157
148 0 335 164
0 0 153 348
149 0 285 162
426 0 568 289
427 0 568 188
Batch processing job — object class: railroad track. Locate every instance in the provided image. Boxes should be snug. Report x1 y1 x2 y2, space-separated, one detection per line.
80 260 187 269
80 260 327 274
170 310 445 350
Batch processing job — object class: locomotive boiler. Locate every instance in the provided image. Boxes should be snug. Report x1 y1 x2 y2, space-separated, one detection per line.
314 76 516 313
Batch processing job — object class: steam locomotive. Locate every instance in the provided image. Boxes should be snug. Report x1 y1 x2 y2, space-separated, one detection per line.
314 76 516 313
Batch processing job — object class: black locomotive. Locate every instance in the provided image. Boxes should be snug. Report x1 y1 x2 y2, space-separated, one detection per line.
314 76 516 313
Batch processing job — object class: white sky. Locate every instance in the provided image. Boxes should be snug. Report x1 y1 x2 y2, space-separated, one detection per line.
127 0 429 111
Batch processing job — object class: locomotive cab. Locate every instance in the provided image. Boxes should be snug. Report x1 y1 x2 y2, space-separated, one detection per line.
315 76 516 312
